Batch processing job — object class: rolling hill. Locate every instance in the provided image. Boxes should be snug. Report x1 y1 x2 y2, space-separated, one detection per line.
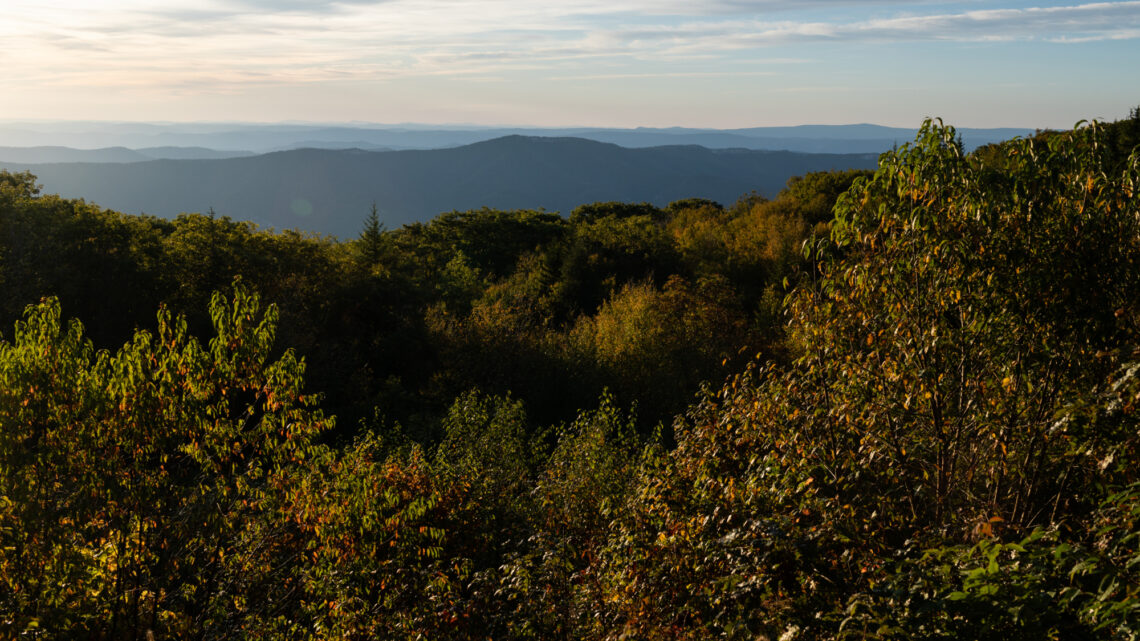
3 135 879 237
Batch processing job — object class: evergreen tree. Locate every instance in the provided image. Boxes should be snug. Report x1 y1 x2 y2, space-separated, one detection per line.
358 202 386 267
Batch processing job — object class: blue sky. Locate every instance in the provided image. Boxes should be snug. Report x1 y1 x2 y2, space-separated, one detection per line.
2 0 1137 128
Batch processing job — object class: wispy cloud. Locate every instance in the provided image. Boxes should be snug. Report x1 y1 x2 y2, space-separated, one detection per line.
562 70 782 80
3 0 1137 125
779 2 1140 43
593 1 1140 50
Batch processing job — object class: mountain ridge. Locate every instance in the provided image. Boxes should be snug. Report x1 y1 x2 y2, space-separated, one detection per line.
3 135 880 237
0 121 1033 154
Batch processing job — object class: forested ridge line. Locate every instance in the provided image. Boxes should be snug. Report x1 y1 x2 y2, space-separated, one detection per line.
0 136 881 236
1 113 1140 639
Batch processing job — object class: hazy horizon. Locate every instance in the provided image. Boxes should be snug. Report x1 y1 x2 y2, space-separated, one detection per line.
0 118 1046 130
0 105 1126 135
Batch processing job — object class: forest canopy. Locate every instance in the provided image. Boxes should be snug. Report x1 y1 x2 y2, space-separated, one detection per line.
1 112 1139 639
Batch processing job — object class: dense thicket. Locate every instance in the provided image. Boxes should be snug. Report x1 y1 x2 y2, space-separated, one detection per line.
1 111 1139 639
1 160 853 436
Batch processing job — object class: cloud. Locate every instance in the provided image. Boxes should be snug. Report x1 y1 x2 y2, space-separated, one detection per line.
8 0 1138 96
562 70 781 80
228 0 392 10
826 2 1140 42
595 1 1140 50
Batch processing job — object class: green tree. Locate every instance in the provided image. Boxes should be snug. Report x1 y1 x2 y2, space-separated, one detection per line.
593 119 1140 639
0 282 331 639
357 202 388 269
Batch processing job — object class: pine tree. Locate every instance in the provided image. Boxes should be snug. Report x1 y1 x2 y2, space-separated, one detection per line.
359 202 386 267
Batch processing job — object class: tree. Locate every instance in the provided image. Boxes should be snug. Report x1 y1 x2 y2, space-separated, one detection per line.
593 119 1140 639
358 202 387 268
0 282 331 639
0 169 41 200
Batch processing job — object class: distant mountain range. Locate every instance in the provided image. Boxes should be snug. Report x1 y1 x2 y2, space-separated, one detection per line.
2 136 880 237
0 121 1033 155
0 146 255 163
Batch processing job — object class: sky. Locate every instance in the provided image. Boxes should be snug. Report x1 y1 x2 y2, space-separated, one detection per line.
1 0 1138 129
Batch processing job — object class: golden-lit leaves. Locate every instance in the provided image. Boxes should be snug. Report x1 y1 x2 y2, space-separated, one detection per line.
0 282 331 638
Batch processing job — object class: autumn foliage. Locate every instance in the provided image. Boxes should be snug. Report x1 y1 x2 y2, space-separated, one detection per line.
2 115 1140 638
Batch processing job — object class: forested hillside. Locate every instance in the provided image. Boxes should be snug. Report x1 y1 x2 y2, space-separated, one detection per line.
1 137 878 234
1 114 1139 639
0 161 868 435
